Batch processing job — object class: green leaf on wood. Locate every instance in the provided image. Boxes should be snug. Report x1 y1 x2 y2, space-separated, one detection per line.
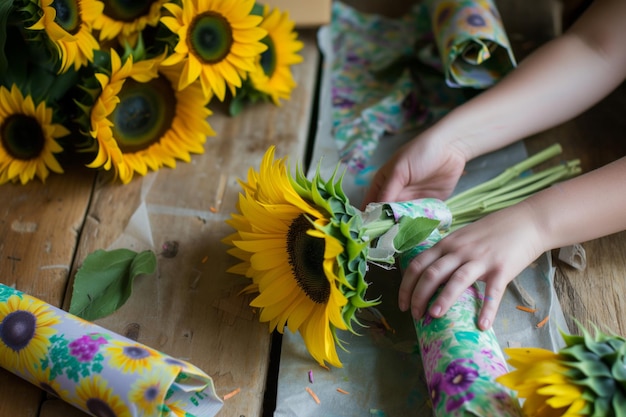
69 249 157 321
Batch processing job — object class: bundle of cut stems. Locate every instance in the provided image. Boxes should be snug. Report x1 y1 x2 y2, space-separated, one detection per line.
446 144 581 230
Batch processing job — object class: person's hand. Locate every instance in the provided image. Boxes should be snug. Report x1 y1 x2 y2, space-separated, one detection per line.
399 200 545 330
361 134 468 207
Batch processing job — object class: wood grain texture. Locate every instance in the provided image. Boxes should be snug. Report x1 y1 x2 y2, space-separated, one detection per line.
1 30 319 417
0 166 94 417
525 80 626 338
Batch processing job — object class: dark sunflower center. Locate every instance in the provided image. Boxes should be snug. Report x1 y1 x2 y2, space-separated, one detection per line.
86 398 118 417
188 12 233 64
52 0 81 35
110 75 176 153
103 0 155 23
144 386 159 401
123 346 150 359
259 36 277 77
0 310 37 351
1 114 47 160
287 214 330 304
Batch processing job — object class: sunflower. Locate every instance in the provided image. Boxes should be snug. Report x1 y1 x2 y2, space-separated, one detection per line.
0 84 68 185
248 5 303 105
224 146 378 367
30 365 70 401
88 50 214 183
129 371 168 415
105 340 159 374
0 293 60 376
497 323 626 417
28 0 103 73
75 375 132 417
92 0 169 46
497 348 587 417
160 0 268 101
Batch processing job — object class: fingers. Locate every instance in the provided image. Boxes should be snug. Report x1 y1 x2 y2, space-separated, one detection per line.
400 250 507 331
478 282 506 330
361 168 403 209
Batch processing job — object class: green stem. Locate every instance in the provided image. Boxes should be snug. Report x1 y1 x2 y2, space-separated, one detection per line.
361 218 396 241
446 144 580 230
445 143 563 207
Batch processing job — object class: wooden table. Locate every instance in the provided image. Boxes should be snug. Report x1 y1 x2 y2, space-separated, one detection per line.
0 29 319 417
2 8 626 417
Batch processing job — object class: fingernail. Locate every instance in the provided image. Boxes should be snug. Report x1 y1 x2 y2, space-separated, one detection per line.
480 318 490 330
430 305 441 317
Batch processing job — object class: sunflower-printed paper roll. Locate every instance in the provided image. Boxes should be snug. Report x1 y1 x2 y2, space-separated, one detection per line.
0 284 223 417
427 0 516 88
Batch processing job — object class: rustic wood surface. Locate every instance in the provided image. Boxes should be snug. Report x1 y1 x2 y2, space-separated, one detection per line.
524 81 626 338
2 2 626 416
0 29 319 417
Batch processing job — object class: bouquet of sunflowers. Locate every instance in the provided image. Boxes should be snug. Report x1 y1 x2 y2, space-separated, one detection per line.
0 0 303 185
224 144 580 368
225 145 626 416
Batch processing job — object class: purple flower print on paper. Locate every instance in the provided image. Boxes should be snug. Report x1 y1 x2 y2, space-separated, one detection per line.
429 371 443 407
442 359 478 395
420 337 443 381
69 334 108 362
446 391 476 412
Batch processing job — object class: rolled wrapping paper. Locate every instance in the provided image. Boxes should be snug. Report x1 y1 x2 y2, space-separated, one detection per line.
363 198 452 261
381 200 523 416
426 0 517 88
0 284 223 417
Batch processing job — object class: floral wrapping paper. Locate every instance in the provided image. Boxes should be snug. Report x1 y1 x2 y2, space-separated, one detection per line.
389 200 523 416
329 0 515 172
414 286 523 416
426 0 516 88
329 1 467 172
0 284 223 417
389 199 522 417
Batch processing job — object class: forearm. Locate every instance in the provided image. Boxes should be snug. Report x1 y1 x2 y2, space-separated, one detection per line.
427 0 626 161
524 156 626 251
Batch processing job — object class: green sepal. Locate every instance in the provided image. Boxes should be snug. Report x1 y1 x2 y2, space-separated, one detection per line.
613 388 626 417
229 77 271 116
574 375 617 399
590 396 611 417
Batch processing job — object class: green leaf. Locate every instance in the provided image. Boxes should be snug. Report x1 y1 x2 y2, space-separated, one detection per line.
229 94 245 116
69 249 157 321
0 0 15 76
393 216 440 253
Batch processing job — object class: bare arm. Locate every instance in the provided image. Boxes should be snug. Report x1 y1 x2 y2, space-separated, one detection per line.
363 0 626 206
392 0 626 330
436 0 626 161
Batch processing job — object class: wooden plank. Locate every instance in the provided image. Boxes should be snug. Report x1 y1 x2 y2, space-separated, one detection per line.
0 165 95 417
525 81 626 337
36 30 320 417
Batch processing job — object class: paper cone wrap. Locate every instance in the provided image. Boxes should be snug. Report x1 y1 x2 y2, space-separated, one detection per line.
427 0 517 88
388 201 522 416
0 284 223 417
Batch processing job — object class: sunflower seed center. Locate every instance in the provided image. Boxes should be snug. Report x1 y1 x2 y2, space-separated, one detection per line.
189 12 233 64
287 214 330 304
1 114 46 160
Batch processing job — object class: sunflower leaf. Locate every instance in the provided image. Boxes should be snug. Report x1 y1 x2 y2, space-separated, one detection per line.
393 216 440 253
69 249 157 321
0 0 14 75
